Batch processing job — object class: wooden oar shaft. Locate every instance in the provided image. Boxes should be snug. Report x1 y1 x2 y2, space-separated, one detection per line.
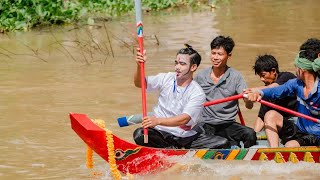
259 99 320 124
135 0 148 143
204 94 244 106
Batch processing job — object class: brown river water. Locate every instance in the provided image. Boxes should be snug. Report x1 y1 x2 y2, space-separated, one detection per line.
1 0 320 179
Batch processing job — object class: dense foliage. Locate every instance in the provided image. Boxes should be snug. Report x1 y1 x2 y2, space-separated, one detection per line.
0 0 208 32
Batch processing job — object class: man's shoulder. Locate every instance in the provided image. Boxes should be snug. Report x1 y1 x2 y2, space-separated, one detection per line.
195 67 211 83
152 72 175 79
162 72 175 76
228 67 243 75
197 67 211 76
273 78 299 89
191 79 204 88
147 72 175 87
276 72 296 85
187 81 206 104
189 80 204 93
279 72 296 79
226 67 245 82
286 78 298 84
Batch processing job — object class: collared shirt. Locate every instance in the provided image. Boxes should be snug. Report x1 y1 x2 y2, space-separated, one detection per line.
262 76 320 138
146 72 206 137
195 66 248 125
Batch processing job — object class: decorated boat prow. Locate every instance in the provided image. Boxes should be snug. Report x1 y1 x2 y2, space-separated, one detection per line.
70 113 320 175
70 113 188 175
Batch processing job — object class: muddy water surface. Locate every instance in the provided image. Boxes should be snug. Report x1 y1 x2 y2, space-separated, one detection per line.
1 0 320 179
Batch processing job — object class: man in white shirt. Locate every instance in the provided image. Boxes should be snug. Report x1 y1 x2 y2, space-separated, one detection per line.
133 44 206 148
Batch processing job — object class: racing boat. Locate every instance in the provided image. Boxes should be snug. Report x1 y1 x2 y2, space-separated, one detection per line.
70 113 320 175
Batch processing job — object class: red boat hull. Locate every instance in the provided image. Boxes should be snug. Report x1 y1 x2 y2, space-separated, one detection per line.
70 113 320 175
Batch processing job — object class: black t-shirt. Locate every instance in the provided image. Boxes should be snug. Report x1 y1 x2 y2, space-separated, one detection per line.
258 72 297 120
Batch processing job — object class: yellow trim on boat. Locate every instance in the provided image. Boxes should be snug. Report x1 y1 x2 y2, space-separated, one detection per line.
259 152 268 161
257 147 320 153
289 152 299 163
303 152 315 163
194 150 208 158
226 149 240 160
274 152 285 163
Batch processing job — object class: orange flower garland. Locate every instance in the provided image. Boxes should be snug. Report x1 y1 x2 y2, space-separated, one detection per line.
105 128 122 179
86 119 121 179
86 145 94 169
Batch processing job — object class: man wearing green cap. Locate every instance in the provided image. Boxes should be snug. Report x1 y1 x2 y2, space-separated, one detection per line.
246 38 320 147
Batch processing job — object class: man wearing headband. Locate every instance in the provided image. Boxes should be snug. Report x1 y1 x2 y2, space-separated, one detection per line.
246 38 320 147
133 44 206 149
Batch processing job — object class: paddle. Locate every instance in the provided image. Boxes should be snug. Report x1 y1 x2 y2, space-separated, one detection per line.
204 93 246 125
204 93 244 106
118 94 246 127
134 0 148 143
242 94 320 123
237 108 246 126
259 99 320 124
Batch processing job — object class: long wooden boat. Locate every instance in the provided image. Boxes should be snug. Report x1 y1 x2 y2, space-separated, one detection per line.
70 113 320 175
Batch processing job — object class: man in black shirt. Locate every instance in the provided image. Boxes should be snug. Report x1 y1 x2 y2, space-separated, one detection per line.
244 55 297 145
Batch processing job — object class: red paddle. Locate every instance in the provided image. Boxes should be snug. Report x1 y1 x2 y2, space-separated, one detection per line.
204 94 244 106
242 94 320 124
259 99 320 124
135 0 148 143
204 93 246 125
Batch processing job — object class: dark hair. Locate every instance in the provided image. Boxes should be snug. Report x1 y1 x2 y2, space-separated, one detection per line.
299 38 320 61
177 44 202 66
210 35 235 54
253 54 279 75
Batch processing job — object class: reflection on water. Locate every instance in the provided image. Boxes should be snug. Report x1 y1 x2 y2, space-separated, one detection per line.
1 0 320 179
